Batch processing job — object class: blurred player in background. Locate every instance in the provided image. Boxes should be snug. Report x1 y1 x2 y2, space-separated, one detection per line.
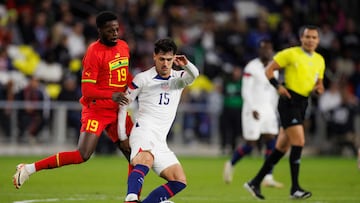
13 11 133 189
120 38 199 203
223 39 283 188
244 25 325 200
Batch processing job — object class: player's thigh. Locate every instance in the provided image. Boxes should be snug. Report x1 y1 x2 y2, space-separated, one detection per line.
160 163 186 184
260 112 279 135
153 150 180 177
105 121 120 143
77 132 100 160
132 151 154 168
129 127 154 160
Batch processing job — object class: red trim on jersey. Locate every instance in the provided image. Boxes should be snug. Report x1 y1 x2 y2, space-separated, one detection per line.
243 72 252 77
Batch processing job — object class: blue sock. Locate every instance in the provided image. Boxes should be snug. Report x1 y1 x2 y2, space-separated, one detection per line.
231 144 253 165
265 138 276 174
127 164 149 196
142 181 186 203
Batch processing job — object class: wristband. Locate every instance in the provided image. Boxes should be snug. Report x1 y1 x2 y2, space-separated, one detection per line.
269 77 279 89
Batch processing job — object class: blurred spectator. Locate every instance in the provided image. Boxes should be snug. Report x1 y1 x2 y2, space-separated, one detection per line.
219 65 243 154
182 74 214 144
51 11 73 47
0 80 14 141
319 22 336 50
57 74 81 143
83 13 98 44
66 21 86 59
15 76 47 143
52 34 71 68
33 11 50 57
34 50 63 83
335 48 355 78
17 7 35 46
319 80 342 119
245 18 272 60
319 81 358 155
338 18 360 59
274 19 298 50
349 60 360 100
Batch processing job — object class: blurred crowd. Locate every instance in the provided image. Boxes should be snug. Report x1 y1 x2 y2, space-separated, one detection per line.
0 0 359 155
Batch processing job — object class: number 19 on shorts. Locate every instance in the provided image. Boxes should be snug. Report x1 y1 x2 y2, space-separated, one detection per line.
86 119 99 132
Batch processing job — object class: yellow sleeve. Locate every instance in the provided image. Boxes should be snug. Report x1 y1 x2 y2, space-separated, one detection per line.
273 48 291 68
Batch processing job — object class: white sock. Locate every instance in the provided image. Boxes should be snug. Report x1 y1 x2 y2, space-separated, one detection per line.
125 193 138 201
25 164 36 175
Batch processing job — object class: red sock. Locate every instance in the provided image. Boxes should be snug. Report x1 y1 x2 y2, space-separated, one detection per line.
34 150 84 171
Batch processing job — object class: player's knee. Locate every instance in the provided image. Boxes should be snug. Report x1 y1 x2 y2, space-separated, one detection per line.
132 151 154 167
78 149 93 161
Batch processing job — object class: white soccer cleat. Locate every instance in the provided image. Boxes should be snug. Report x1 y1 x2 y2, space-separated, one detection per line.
262 174 284 188
13 164 30 189
223 161 233 184
159 201 175 203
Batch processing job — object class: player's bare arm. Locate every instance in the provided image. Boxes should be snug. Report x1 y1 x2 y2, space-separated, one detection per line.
265 61 291 99
112 92 129 105
118 139 130 154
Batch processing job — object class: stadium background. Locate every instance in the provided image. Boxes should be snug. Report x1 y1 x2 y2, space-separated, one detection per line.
0 0 359 157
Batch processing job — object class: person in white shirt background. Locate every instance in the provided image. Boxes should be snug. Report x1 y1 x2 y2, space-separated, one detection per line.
223 38 283 188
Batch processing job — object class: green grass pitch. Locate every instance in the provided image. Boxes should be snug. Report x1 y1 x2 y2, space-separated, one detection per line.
1 155 359 203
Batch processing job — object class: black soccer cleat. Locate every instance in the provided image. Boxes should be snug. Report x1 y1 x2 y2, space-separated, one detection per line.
290 188 312 199
243 182 265 200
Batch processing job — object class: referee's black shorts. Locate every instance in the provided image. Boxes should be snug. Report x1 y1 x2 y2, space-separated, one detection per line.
278 89 308 129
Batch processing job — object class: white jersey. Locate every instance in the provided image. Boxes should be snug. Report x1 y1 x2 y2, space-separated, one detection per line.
241 58 279 140
242 58 278 109
118 61 199 173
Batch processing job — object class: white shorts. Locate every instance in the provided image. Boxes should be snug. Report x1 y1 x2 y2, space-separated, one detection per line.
242 104 279 141
129 123 180 175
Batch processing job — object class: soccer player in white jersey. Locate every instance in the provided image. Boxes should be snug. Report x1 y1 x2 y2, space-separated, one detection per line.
119 38 199 203
223 39 283 188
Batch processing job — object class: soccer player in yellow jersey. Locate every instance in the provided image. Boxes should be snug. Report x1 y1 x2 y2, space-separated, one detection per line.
244 25 325 200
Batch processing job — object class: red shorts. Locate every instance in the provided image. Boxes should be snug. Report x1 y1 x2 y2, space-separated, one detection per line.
80 106 133 143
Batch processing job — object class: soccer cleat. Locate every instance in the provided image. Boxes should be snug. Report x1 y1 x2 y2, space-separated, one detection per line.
223 161 233 184
243 182 265 200
13 164 30 189
159 201 175 203
290 189 312 199
262 174 284 188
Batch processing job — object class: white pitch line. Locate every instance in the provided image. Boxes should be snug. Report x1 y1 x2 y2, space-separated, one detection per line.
13 197 93 203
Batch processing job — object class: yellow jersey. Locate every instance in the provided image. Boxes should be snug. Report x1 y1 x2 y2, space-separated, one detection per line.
274 46 325 97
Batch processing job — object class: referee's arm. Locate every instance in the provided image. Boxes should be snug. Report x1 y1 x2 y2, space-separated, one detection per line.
265 61 291 99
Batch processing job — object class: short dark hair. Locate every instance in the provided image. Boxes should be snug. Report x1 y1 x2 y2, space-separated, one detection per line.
96 11 118 28
154 38 177 54
298 25 319 37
